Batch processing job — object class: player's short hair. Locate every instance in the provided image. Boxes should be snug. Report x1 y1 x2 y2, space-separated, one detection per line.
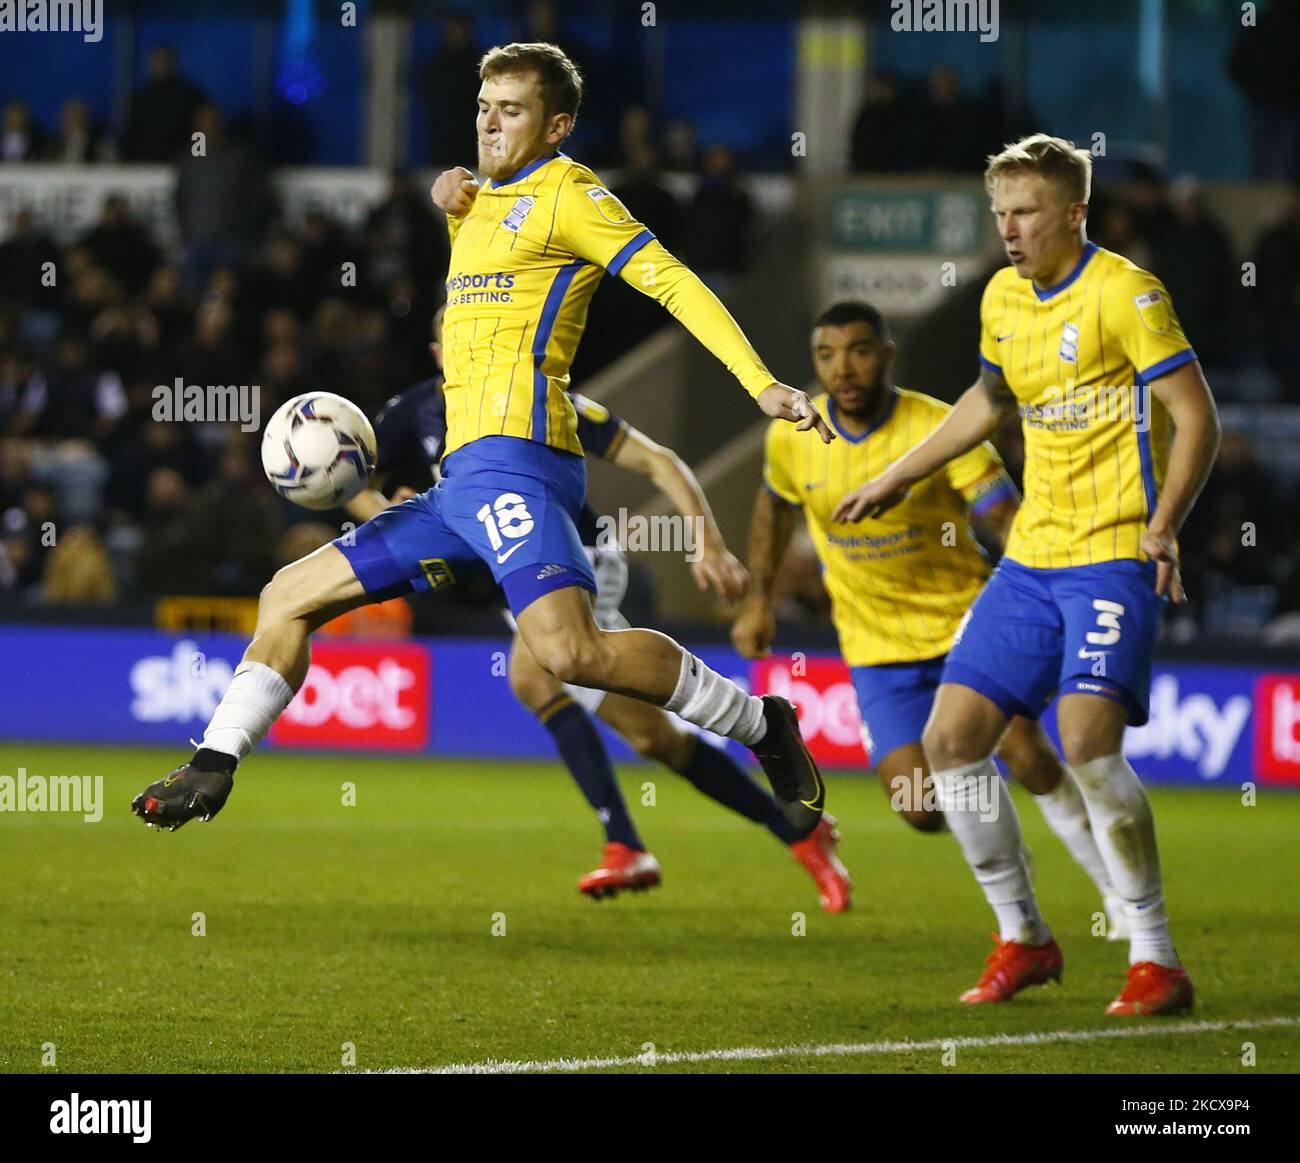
984 133 1092 204
812 301 892 344
479 42 584 122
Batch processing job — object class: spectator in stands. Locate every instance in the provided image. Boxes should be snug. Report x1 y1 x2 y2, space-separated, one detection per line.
907 66 994 174
81 195 158 295
0 210 61 312
144 264 195 351
45 99 114 164
363 171 447 306
245 231 321 321
20 334 126 443
426 10 481 167
1148 178 1236 369
1253 186 1300 401
124 43 208 163
174 104 274 290
1229 5 1300 181
41 525 117 605
1 102 42 162
183 439 282 595
1 351 40 435
104 419 210 522
663 118 700 173
682 145 754 298
131 466 201 594
612 142 682 253
163 298 246 393
849 71 909 173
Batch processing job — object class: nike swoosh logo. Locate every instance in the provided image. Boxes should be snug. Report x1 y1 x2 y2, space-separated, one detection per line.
804 481 826 491
996 334 1015 342
496 540 529 565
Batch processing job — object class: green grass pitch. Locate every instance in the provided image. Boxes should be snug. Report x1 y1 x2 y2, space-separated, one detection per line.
1 743 1297 1074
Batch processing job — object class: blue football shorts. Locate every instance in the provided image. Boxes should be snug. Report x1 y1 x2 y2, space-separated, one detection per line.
333 435 597 616
943 557 1161 726
851 657 945 765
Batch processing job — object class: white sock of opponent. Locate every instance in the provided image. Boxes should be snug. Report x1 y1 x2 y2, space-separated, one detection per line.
1069 753 1179 968
1032 770 1115 901
664 652 765 745
201 662 296 762
933 759 1051 946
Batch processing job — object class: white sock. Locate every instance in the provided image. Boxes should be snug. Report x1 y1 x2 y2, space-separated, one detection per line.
1069 754 1180 968
1033 770 1115 901
664 652 765 745
202 662 295 761
933 759 1051 946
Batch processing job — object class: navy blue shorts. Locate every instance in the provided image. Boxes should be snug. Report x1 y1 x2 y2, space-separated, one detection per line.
851 657 945 765
943 557 1161 726
334 435 597 616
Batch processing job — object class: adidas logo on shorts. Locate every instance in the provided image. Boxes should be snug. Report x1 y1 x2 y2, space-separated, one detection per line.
536 564 566 581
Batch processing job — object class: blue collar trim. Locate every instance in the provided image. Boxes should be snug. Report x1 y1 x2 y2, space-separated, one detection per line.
1033 242 1098 302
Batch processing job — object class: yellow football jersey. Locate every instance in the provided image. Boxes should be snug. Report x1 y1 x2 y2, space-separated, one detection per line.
978 243 1197 568
764 389 1013 667
441 151 773 459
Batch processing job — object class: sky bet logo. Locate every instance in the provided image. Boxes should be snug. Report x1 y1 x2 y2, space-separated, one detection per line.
445 271 515 306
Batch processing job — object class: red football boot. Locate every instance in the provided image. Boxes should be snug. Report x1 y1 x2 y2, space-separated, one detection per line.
577 843 662 899
790 815 852 913
1105 962 1194 1016
959 932 1064 1004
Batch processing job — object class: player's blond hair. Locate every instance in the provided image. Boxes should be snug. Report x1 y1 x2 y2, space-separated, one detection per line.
479 42 584 121
984 134 1092 204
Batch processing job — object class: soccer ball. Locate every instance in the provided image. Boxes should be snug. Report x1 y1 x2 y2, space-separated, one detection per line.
261 392 377 511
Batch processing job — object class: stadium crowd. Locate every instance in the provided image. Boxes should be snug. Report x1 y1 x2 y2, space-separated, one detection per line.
2 40 1299 644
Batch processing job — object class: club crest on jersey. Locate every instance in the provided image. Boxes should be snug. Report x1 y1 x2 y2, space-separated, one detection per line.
1134 289 1171 334
586 186 631 225
1059 322 1080 363
501 195 535 234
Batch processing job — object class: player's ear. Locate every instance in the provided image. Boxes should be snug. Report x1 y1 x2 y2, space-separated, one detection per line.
546 112 573 146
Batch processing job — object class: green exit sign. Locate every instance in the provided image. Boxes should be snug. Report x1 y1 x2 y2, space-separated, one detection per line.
830 189 985 253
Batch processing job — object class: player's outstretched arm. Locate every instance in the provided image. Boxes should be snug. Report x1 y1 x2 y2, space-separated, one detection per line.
611 425 747 601
832 369 1015 523
731 486 798 659
1142 360 1221 603
613 241 833 444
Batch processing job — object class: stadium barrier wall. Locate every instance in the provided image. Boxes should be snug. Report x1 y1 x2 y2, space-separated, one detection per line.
1 625 1298 789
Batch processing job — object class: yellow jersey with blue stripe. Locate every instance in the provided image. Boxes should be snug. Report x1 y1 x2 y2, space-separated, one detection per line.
763 389 1013 667
442 151 774 459
978 243 1197 568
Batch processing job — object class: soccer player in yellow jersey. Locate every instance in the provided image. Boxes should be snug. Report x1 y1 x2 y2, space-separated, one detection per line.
733 300 1122 928
837 135 1222 1016
132 43 834 842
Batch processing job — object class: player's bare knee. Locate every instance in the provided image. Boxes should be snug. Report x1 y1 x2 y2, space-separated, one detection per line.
531 634 605 688
922 722 985 771
1059 730 1114 770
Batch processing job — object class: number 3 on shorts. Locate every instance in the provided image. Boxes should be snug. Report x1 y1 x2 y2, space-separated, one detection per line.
476 492 536 551
1085 599 1125 646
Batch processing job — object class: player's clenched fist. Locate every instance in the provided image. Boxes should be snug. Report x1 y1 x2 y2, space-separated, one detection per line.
431 166 480 216
731 598 776 659
758 384 835 444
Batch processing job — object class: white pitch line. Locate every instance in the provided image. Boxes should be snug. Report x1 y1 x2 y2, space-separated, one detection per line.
377 1016 1300 1074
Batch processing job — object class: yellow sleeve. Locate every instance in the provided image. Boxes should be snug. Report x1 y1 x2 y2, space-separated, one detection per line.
555 170 774 398
554 170 660 273
946 439 1009 499
616 238 775 398
977 276 1006 377
1104 268 1197 383
762 420 801 506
